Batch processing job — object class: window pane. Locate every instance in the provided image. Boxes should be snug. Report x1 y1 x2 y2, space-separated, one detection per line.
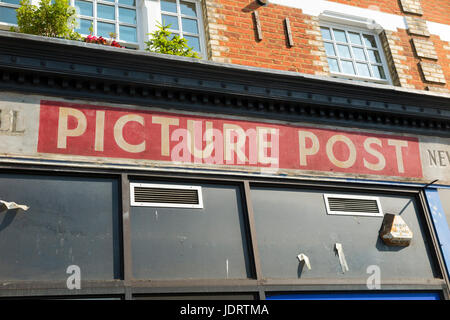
0 6 17 24
130 182 252 279
119 0 135 5
180 0 197 16
2 0 20 5
363 34 377 48
168 32 179 41
352 47 366 61
341 60 355 74
372 64 386 79
0 174 121 281
119 25 137 42
75 0 93 17
324 42 336 56
337 44 351 58
97 21 115 38
161 0 177 13
320 27 332 40
162 14 179 30
75 18 92 35
367 50 381 63
333 29 347 42
327 58 339 72
356 62 371 77
97 4 115 20
184 35 200 51
348 32 362 45
182 18 198 34
119 7 136 24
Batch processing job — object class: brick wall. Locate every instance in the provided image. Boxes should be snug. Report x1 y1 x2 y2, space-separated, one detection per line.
204 0 327 74
203 0 449 92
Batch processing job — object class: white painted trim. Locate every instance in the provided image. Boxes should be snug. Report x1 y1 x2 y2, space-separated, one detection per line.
427 21 450 42
320 22 393 85
144 0 206 58
270 0 450 42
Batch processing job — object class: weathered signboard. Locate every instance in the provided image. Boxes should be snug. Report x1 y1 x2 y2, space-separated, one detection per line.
1 93 449 184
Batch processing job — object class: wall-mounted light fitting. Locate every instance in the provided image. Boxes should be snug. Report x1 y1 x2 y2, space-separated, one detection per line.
256 0 269 6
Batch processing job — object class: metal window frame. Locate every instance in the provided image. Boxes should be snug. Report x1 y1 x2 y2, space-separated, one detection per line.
0 163 448 300
130 182 204 208
323 193 383 217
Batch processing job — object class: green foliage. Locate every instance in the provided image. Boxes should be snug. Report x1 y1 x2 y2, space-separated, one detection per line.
13 0 81 40
145 23 200 59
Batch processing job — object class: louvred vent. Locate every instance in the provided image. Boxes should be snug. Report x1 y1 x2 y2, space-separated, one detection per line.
130 183 203 208
324 194 383 217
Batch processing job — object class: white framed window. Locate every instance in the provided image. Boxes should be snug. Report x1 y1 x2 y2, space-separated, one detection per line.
72 0 139 47
0 0 20 27
320 23 391 84
159 0 205 57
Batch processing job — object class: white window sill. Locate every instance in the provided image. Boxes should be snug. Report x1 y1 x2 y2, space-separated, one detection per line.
329 72 390 85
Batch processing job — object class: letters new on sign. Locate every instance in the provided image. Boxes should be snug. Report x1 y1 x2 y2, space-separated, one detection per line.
36 100 423 179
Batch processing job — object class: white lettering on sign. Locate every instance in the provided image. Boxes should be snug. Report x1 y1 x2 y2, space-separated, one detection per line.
427 149 450 167
0 108 25 135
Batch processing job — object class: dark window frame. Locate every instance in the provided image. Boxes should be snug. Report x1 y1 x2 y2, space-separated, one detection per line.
0 163 448 300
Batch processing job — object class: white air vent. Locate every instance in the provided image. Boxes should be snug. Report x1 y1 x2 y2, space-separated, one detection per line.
130 183 203 208
323 194 383 217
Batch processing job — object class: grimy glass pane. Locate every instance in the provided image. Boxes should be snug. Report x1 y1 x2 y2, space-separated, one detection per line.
180 0 197 17
130 182 251 279
119 25 137 42
356 62 371 77
324 42 336 56
76 18 93 35
2 0 21 5
320 27 332 40
182 17 198 34
363 34 377 48
119 7 136 24
341 60 355 74
75 0 93 17
372 64 386 79
251 187 437 279
367 49 381 63
352 47 366 61
161 0 177 13
184 35 200 52
0 6 17 24
333 29 347 42
97 21 115 38
162 14 179 30
0 174 120 280
327 58 339 72
119 0 136 6
337 44 351 58
97 4 115 20
348 32 362 45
